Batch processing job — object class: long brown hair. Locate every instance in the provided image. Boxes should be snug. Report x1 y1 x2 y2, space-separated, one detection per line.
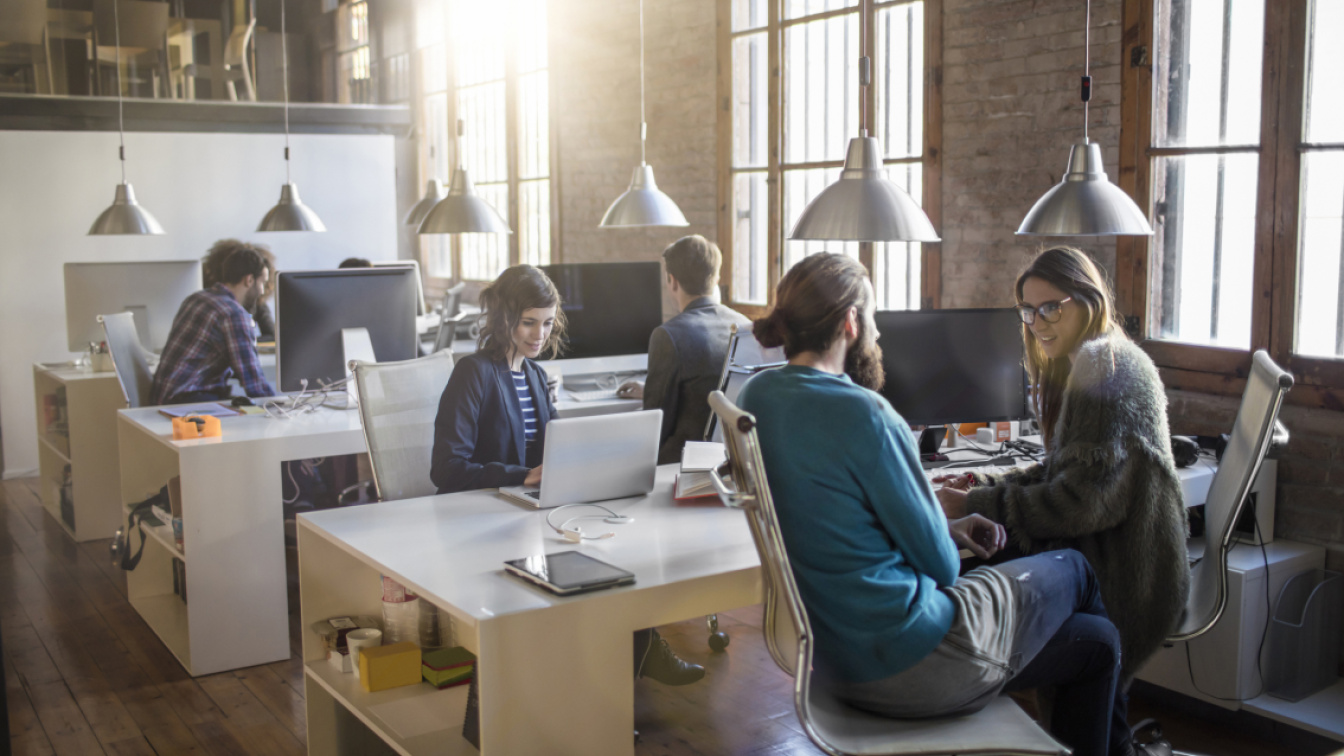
753 252 871 358
477 265 567 361
1016 247 1123 448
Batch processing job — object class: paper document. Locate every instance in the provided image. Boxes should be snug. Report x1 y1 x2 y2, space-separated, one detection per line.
681 441 726 472
157 403 240 418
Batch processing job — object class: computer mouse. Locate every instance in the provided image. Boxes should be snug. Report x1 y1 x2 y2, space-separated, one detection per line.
230 396 254 408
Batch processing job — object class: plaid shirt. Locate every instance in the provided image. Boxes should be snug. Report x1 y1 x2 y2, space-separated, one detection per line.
150 284 276 404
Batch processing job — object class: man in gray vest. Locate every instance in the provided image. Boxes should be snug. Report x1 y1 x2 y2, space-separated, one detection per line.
620 235 750 464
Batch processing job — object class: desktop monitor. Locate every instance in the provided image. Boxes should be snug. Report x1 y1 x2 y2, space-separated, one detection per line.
64 260 203 352
275 268 419 392
540 262 663 359
371 259 428 316
874 308 1029 426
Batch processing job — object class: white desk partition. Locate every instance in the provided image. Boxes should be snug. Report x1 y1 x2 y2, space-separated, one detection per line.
297 465 762 755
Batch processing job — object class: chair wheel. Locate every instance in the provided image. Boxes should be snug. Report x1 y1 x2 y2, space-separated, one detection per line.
708 631 730 652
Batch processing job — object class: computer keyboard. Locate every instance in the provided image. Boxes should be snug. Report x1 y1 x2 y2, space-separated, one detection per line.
566 388 621 402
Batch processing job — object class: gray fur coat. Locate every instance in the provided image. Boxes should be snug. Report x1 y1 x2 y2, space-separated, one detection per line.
966 332 1189 679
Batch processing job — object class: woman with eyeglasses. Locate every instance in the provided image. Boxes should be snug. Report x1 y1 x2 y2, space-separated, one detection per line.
935 246 1188 684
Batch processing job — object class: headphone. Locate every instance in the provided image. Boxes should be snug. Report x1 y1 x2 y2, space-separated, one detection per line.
545 503 634 543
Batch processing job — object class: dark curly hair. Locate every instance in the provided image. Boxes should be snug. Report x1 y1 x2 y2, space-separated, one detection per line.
476 265 568 361
202 239 276 296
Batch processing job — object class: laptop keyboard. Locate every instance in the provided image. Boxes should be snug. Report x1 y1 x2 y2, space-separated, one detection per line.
525 490 541 500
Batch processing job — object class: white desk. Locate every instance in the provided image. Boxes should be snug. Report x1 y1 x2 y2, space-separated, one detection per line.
115 391 642 676
297 465 762 755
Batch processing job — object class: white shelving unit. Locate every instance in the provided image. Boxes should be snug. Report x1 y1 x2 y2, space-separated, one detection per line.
31 363 127 541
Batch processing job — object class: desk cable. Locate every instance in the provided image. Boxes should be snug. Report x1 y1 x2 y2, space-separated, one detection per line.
544 503 634 543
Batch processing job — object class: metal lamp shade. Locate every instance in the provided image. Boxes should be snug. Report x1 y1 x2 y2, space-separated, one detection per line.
88 183 165 236
1017 142 1154 236
258 183 327 232
789 137 939 242
404 178 447 226
418 168 511 234
599 164 689 228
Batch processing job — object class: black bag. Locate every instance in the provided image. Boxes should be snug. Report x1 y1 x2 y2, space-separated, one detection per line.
110 486 168 571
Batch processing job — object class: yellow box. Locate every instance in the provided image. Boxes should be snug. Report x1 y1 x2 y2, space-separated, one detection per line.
359 641 422 693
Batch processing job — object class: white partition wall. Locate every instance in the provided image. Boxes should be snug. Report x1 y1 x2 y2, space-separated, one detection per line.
0 129 399 477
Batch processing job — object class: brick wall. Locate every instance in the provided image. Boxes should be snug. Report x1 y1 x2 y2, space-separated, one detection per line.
940 0 1123 308
550 0 718 271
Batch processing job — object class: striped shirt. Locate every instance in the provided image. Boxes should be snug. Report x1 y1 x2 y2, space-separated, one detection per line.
511 370 538 444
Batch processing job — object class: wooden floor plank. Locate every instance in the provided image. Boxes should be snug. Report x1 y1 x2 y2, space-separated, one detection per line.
25 680 106 755
233 665 307 744
4 626 54 756
196 674 305 756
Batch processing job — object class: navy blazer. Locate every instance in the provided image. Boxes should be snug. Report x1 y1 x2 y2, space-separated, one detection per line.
430 351 557 494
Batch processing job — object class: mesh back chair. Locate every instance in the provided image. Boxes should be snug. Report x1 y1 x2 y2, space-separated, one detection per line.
703 324 788 442
349 350 455 502
99 313 153 408
432 312 468 354
706 390 1069 756
1169 349 1293 642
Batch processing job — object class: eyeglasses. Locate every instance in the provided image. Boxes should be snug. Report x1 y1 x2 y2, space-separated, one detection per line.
1015 297 1072 325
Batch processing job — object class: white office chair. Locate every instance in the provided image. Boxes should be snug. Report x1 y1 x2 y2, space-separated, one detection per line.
349 350 455 502
222 16 256 101
1169 350 1293 642
706 390 1069 756
432 312 468 354
99 313 154 408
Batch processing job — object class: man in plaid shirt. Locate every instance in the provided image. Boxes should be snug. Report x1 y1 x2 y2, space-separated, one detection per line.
151 242 277 405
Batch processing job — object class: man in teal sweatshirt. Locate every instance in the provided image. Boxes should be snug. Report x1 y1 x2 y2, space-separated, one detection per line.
736 253 1157 756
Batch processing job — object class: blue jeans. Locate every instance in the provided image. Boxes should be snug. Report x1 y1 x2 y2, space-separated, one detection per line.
997 550 1128 756
833 550 1127 756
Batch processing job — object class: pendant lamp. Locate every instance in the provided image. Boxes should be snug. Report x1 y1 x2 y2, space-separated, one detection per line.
257 0 326 232
418 120 511 234
598 0 688 228
789 0 937 242
89 0 163 236
1016 0 1152 236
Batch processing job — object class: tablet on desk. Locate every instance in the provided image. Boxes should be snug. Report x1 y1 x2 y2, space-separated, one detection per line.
504 551 635 596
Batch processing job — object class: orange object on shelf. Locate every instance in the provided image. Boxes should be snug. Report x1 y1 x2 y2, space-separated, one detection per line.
172 415 222 440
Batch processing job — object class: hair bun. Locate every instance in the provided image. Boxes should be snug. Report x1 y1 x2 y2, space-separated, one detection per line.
752 313 786 349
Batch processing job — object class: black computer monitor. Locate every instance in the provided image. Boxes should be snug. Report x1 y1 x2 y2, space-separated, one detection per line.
874 308 1029 426
275 268 419 392
540 262 663 359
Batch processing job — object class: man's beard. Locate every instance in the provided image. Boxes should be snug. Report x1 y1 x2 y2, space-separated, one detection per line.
844 325 885 392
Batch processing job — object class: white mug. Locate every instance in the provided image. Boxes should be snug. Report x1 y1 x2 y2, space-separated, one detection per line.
346 627 383 678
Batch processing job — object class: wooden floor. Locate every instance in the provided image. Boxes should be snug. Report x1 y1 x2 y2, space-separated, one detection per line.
0 475 1328 756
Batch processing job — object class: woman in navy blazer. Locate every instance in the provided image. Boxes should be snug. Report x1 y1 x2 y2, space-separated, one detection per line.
429 264 706 687
431 265 562 494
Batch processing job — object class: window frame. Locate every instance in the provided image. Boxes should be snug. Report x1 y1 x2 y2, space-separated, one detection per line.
1118 0 1344 409
414 0 561 285
716 0 943 318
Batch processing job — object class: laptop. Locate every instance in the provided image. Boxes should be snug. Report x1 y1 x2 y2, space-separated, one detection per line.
498 410 663 509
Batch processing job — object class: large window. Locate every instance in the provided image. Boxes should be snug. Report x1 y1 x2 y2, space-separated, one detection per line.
723 0 934 311
413 0 554 283
1119 0 1344 403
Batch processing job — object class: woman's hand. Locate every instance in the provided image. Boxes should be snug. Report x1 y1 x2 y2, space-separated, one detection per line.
936 485 969 519
524 465 543 488
949 514 1007 559
931 472 975 490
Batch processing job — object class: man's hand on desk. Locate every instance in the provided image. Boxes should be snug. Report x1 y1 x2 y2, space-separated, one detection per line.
524 465 543 488
616 380 644 400
948 514 1006 560
936 486 969 519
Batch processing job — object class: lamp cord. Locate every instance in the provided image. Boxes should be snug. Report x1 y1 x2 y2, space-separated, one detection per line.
1083 0 1091 143
860 0 870 134
113 0 126 184
639 0 646 165
281 0 291 184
